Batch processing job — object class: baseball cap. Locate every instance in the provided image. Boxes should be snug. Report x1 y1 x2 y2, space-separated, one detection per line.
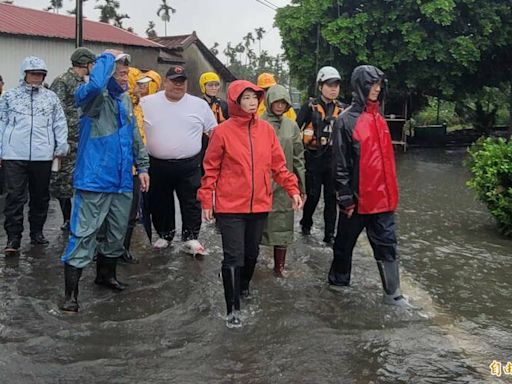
166 65 187 80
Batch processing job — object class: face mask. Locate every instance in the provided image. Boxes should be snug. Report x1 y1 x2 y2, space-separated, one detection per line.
83 75 90 84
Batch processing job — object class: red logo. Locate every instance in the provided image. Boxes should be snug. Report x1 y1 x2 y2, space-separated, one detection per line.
175 66 184 73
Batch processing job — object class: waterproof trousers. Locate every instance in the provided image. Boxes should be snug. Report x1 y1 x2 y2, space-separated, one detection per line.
216 213 268 290
301 148 337 237
149 155 202 242
329 211 397 286
3 160 52 240
61 190 132 269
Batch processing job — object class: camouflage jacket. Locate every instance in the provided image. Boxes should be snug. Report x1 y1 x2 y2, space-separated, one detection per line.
50 68 84 147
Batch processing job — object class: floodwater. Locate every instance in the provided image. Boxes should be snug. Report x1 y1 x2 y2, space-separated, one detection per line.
0 148 511 383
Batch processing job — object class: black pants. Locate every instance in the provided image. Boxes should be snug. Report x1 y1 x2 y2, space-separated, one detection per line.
127 176 141 231
148 155 202 241
301 148 337 237
3 160 52 240
216 213 268 290
329 211 397 286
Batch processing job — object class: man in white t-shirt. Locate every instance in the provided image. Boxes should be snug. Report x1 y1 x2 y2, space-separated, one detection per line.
140 65 217 249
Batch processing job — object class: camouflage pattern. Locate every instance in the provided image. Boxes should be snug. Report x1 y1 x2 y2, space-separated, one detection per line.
49 68 84 198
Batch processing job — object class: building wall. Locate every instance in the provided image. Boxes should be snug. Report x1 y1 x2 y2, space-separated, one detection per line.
0 34 160 90
181 43 228 98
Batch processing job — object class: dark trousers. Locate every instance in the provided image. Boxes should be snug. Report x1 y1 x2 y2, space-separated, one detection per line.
301 148 337 237
3 160 52 239
127 176 141 231
148 155 202 241
329 211 397 286
216 213 268 290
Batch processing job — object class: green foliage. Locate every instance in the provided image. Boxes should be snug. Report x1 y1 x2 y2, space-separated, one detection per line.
222 29 289 85
467 138 512 236
275 0 512 111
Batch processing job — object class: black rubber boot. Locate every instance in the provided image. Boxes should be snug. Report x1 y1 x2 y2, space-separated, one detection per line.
221 266 242 328
60 263 82 312
94 253 127 291
59 198 71 231
120 227 138 264
240 260 257 300
377 260 413 308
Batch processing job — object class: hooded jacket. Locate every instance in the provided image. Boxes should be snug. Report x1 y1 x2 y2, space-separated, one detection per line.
73 53 149 193
332 65 398 214
197 80 300 213
261 84 305 245
0 56 69 161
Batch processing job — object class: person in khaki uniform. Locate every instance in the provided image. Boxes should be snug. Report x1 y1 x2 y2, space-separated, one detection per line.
50 47 96 231
260 84 305 277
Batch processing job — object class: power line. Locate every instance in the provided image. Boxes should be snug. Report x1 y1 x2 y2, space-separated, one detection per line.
255 0 277 11
260 0 280 9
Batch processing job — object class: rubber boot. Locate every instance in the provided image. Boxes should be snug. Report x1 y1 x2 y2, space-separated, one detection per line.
273 246 287 278
120 227 138 264
59 198 71 231
94 253 127 291
240 259 257 300
221 266 242 328
377 260 413 308
60 264 83 312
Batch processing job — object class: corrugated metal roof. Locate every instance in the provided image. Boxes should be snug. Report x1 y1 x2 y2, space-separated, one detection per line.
0 3 163 48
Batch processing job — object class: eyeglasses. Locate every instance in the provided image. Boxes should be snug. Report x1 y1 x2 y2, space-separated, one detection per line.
205 82 220 89
168 78 187 85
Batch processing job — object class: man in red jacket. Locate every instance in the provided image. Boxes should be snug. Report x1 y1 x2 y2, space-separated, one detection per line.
329 65 411 308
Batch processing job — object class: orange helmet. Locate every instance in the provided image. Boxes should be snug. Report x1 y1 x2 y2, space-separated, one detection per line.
257 72 277 89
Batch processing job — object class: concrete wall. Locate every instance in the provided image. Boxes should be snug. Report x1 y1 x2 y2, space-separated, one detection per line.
0 34 160 90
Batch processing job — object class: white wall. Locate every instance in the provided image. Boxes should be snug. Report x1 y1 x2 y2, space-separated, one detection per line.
0 35 160 90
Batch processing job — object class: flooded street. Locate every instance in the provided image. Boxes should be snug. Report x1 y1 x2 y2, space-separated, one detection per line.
1 148 511 383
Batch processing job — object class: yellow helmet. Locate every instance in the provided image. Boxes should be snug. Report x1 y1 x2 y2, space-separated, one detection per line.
257 72 277 89
199 72 221 94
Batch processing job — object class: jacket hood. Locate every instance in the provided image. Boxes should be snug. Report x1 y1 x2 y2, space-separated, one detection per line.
227 80 264 119
145 70 162 95
350 65 387 107
264 84 292 118
19 56 48 83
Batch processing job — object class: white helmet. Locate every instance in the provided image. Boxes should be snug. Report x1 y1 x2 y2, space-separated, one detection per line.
316 66 341 84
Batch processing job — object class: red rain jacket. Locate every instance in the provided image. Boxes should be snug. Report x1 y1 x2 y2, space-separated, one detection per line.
197 80 299 213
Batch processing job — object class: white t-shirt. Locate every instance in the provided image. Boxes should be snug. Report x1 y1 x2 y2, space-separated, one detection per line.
140 91 217 159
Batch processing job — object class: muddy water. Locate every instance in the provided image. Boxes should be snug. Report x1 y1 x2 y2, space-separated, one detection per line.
0 148 510 383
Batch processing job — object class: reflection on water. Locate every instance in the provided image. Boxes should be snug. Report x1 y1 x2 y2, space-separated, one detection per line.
0 148 510 383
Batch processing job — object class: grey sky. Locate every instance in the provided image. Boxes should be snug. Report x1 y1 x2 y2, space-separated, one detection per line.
14 0 291 63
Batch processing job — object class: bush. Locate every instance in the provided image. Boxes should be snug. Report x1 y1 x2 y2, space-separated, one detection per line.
466 138 512 236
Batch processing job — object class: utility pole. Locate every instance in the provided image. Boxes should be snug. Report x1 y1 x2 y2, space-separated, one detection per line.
75 0 83 48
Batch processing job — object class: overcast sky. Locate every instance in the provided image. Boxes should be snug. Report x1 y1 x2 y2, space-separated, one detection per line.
13 0 291 63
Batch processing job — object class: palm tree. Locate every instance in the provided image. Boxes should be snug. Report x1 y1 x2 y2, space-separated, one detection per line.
113 13 130 28
157 0 176 37
95 0 120 24
44 0 63 13
146 21 157 38
255 27 266 55
210 42 220 56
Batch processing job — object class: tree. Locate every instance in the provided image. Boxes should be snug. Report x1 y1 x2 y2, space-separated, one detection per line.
146 21 157 39
113 13 130 29
68 0 89 15
157 0 176 37
44 0 63 13
95 0 120 24
275 0 512 114
210 42 220 56
254 27 266 55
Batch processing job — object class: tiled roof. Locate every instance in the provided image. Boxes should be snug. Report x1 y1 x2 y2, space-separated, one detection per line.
0 3 163 48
